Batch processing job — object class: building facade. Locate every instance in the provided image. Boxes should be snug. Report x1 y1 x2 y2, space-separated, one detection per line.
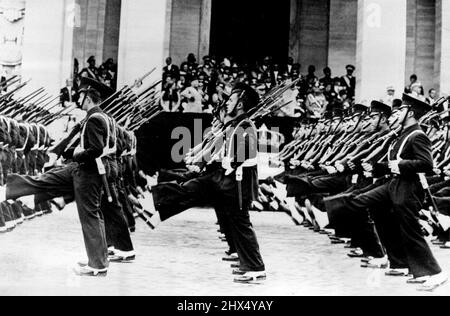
5 0 450 100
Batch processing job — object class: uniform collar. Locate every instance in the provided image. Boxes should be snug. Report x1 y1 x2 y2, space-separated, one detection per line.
229 113 249 127
401 123 421 135
87 106 102 117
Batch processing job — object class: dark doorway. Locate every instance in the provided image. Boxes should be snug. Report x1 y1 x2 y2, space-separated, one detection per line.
209 0 291 66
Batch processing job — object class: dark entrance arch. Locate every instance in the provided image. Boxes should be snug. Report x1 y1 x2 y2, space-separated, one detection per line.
209 0 291 66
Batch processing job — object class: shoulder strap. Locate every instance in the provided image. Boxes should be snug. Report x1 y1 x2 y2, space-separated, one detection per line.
395 129 426 161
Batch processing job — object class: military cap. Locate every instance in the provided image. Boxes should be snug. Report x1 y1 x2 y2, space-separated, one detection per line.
87 56 96 63
351 103 368 117
370 100 392 117
402 93 431 118
392 99 402 110
346 65 355 71
79 77 114 101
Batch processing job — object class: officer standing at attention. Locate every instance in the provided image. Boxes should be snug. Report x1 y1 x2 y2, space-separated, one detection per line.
72 78 113 277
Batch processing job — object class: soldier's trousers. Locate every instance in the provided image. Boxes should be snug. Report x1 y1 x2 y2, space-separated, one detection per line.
153 169 265 272
215 203 236 254
74 166 109 270
6 164 77 201
346 177 442 278
103 182 134 252
6 163 109 269
117 183 136 230
157 168 236 252
7 163 133 256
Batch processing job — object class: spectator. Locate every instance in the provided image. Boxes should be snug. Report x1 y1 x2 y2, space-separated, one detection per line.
405 74 418 94
284 57 295 77
426 88 438 105
180 79 203 113
410 82 426 102
79 56 100 81
60 78 79 108
381 86 396 106
98 58 117 90
161 76 180 112
340 65 356 99
319 67 333 90
163 57 180 82
276 78 300 117
305 85 328 119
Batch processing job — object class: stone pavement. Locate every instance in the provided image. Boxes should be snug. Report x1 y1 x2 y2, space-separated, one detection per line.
1 205 450 296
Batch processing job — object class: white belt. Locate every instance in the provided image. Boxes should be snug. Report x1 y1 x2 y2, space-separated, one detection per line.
222 157 257 170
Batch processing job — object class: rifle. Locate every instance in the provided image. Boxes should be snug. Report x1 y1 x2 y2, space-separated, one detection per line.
0 79 30 102
16 87 46 104
0 75 19 88
0 76 22 97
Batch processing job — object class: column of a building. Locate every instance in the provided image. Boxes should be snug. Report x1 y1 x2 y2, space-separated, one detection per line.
355 0 407 102
289 0 329 71
198 0 212 60
21 0 74 96
327 0 358 76
405 0 435 94
435 0 450 95
117 0 167 88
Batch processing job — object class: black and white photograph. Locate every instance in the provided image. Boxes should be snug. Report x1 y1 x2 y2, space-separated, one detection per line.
0 0 450 300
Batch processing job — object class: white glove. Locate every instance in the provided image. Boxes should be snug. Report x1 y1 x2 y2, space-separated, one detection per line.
335 163 345 173
362 162 373 173
73 145 83 156
44 153 58 168
347 161 356 170
187 165 201 173
388 160 401 175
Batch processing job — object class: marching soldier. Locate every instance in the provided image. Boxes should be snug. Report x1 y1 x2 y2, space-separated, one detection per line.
139 83 266 283
337 94 446 291
2 74 160 274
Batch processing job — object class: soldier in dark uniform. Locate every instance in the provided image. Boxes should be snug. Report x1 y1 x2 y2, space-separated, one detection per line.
102 125 136 262
344 94 447 291
69 78 113 276
340 65 356 100
140 83 266 283
3 78 140 274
